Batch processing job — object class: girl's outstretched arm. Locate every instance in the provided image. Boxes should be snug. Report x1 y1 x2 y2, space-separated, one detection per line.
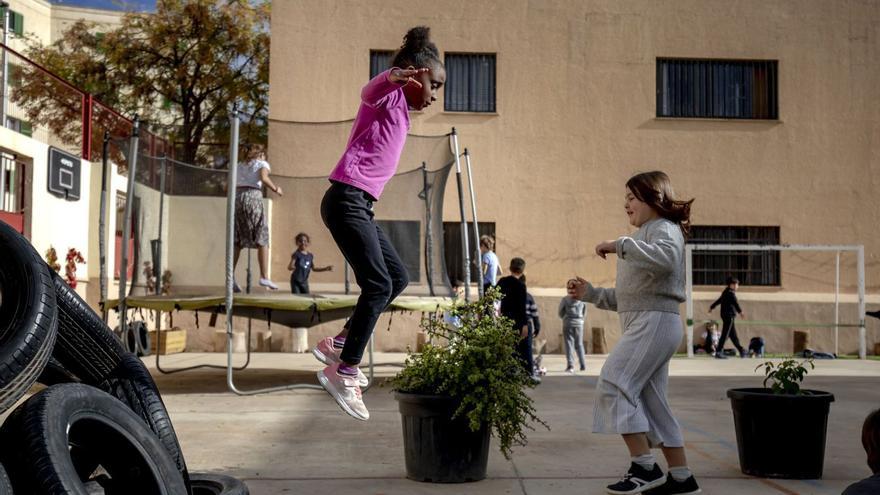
616 223 682 274
570 277 617 312
361 68 426 106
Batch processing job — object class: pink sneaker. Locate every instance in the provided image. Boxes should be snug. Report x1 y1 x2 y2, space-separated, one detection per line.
317 363 369 421
312 337 368 387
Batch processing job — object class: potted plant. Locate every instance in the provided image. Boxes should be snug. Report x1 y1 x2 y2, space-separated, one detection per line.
727 359 834 479
390 288 547 483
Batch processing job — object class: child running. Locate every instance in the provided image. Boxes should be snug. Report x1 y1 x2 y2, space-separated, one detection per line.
288 232 332 294
313 27 446 421
570 171 700 494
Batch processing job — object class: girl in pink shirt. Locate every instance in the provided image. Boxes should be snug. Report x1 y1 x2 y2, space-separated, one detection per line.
314 27 446 421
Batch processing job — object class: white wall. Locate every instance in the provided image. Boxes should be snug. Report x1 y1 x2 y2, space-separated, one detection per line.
0 127 91 291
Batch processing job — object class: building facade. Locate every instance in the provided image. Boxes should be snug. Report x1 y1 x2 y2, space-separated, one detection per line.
268 0 880 355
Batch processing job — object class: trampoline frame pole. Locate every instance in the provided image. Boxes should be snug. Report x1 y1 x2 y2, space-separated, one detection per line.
464 149 482 298
99 131 110 321
451 128 471 301
155 155 166 295
118 117 140 338
422 161 434 296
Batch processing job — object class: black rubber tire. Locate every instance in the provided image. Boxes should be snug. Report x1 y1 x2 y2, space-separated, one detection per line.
0 463 12 495
98 353 191 490
37 357 80 386
126 320 151 357
190 473 249 495
0 220 58 415
0 383 187 495
51 271 126 384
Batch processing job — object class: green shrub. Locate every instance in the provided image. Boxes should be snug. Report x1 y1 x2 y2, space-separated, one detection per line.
390 288 548 459
757 359 815 395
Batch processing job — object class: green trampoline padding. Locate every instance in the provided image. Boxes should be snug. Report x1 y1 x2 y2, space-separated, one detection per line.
105 293 454 328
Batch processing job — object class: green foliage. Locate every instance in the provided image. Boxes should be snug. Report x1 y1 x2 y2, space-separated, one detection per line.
390 288 548 459
757 359 815 395
15 0 269 164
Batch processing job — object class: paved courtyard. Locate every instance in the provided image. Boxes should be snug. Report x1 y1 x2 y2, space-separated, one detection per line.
141 352 880 495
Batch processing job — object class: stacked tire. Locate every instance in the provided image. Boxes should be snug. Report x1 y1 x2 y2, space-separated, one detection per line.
0 220 248 494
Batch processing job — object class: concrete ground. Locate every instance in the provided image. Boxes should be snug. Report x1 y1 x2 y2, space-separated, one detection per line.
142 352 880 495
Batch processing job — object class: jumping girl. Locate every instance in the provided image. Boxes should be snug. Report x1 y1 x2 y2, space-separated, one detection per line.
570 171 701 494
313 27 446 421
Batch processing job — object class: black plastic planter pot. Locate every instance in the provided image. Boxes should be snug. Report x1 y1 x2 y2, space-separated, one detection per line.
727 388 834 479
395 392 490 483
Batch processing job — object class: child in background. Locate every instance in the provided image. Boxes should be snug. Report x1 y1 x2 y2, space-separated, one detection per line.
480 235 502 293
843 408 880 495
498 258 536 382
700 321 720 355
526 291 542 383
558 285 587 373
288 232 332 294
313 26 446 421
570 171 700 494
709 276 746 359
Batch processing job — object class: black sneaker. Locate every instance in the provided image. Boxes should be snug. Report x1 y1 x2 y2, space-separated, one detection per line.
606 463 665 494
644 473 701 494
713 353 727 359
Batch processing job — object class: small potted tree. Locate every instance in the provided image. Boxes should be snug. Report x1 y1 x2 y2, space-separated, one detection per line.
390 289 547 483
727 359 835 479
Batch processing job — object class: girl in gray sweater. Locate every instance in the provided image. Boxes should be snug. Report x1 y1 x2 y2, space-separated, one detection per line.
570 171 699 495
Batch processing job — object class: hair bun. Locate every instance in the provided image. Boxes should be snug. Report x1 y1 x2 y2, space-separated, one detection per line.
402 26 431 52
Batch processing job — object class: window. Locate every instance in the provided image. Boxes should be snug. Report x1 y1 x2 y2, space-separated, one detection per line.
376 220 421 282
1 8 24 36
443 221 496 284
657 59 778 119
369 50 394 79
689 226 780 286
6 117 31 138
444 53 496 112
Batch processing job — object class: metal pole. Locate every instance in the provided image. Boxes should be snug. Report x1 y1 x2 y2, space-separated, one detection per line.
1 6 9 129
685 245 694 358
834 251 840 356
0 154 5 211
421 162 434 296
99 132 110 319
155 155 166 295
858 245 866 359
450 128 471 301
344 259 350 295
119 117 140 338
464 149 482 298
225 110 240 378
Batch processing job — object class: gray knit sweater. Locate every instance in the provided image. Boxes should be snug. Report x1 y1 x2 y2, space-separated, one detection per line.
582 218 686 314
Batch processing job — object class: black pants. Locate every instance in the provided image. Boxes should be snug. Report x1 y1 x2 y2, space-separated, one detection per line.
321 182 408 365
291 279 309 294
517 320 535 376
717 316 744 354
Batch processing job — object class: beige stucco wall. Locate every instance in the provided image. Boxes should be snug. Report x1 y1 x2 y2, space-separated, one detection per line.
268 0 880 354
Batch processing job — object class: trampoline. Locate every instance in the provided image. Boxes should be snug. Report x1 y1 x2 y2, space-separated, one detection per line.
105 292 452 393
103 111 477 396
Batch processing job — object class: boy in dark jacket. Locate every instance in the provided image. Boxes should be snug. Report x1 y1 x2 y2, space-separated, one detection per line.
497 258 537 381
709 276 746 359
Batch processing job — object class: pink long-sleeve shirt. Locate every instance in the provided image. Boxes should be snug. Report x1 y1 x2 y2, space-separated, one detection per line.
328 69 410 200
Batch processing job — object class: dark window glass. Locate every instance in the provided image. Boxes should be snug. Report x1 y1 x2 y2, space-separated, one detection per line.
657 59 778 119
444 53 496 112
376 220 420 282
369 50 394 79
689 226 780 286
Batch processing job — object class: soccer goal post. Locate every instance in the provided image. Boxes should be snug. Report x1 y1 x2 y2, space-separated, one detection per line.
685 244 866 359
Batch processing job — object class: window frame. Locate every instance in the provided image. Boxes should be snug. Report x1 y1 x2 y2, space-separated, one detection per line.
443 52 497 113
656 57 778 120
369 49 394 80
688 225 781 286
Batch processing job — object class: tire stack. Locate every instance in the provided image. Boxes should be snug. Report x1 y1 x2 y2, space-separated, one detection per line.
0 221 248 494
